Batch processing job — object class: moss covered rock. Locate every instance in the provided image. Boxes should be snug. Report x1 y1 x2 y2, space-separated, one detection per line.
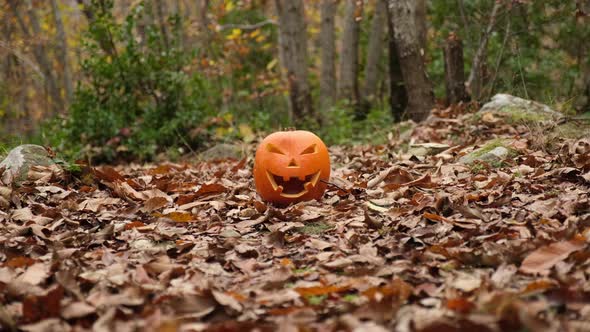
477 94 563 125
0 144 59 186
458 139 514 165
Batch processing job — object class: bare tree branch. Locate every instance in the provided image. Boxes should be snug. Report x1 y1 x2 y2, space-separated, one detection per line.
0 40 45 82
466 0 502 101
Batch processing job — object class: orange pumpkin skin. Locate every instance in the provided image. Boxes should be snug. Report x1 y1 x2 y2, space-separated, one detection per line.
254 130 330 206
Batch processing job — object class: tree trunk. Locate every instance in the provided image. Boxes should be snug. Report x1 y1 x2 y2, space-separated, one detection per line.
76 0 117 56
193 0 210 55
198 0 209 28
388 0 434 122
386 3 407 122
414 0 427 54
275 0 315 125
363 0 387 105
51 0 74 107
171 0 184 50
466 0 501 101
319 0 337 111
443 32 468 105
582 69 590 114
154 0 170 49
9 0 64 116
338 0 362 107
578 0 590 15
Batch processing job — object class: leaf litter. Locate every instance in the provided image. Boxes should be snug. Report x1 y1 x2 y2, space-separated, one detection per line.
1 107 590 331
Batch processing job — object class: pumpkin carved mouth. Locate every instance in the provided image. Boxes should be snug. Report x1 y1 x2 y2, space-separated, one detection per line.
266 170 321 198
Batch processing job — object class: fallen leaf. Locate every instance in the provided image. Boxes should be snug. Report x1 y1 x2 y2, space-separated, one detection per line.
212 290 243 312
61 301 96 319
23 285 64 322
520 235 587 274
142 196 169 212
295 284 351 297
154 211 195 222
18 263 50 286
5 256 36 268
446 297 475 314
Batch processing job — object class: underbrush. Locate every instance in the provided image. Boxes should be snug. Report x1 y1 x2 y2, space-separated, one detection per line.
38 1 213 164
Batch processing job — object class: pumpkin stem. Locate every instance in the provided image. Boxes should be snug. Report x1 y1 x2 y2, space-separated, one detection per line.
285 127 297 131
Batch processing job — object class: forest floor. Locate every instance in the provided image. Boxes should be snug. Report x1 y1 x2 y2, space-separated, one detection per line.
1 104 590 332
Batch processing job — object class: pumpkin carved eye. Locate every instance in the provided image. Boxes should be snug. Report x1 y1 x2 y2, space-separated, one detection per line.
300 144 316 155
266 144 285 155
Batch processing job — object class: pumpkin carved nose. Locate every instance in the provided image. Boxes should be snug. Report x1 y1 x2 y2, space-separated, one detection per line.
287 158 299 167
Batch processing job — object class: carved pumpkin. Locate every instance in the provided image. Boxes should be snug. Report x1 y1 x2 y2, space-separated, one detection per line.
254 130 330 205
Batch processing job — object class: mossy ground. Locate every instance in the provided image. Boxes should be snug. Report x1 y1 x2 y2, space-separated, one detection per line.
500 106 552 124
470 139 507 158
551 121 590 140
296 221 333 235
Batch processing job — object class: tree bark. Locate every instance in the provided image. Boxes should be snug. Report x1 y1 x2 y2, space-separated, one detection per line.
574 2 590 112
443 32 468 105
466 0 501 101
154 0 170 49
388 0 434 122
363 0 387 105
319 0 337 111
582 66 590 113
275 0 315 125
386 3 407 122
414 0 427 54
51 0 74 106
338 0 362 106
193 0 210 55
196 0 209 31
76 0 117 56
9 0 64 116
171 0 184 50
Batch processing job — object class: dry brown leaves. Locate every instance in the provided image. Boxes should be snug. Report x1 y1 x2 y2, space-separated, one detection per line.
1 108 590 331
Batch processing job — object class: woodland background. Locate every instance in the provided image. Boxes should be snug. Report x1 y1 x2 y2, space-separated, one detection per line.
1 0 589 161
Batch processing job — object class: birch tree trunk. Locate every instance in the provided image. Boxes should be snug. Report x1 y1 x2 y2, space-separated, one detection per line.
363 0 387 104
51 0 74 106
9 0 64 116
275 0 314 124
388 0 434 122
338 0 362 105
320 0 337 111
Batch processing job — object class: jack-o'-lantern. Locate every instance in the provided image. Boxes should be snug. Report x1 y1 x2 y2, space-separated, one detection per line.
254 130 330 206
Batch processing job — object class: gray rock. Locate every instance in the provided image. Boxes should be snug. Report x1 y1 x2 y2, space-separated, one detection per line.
478 94 563 124
0 144 58 185
459 144 510 165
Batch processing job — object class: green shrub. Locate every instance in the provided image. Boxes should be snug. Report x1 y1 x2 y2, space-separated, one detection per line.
318 102 394 146
46 0 212 162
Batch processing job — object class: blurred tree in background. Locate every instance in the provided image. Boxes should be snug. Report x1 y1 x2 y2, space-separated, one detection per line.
0 0 588 161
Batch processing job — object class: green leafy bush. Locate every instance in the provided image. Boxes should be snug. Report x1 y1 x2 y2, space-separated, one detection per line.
318 102 394 146
47 0 212 161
